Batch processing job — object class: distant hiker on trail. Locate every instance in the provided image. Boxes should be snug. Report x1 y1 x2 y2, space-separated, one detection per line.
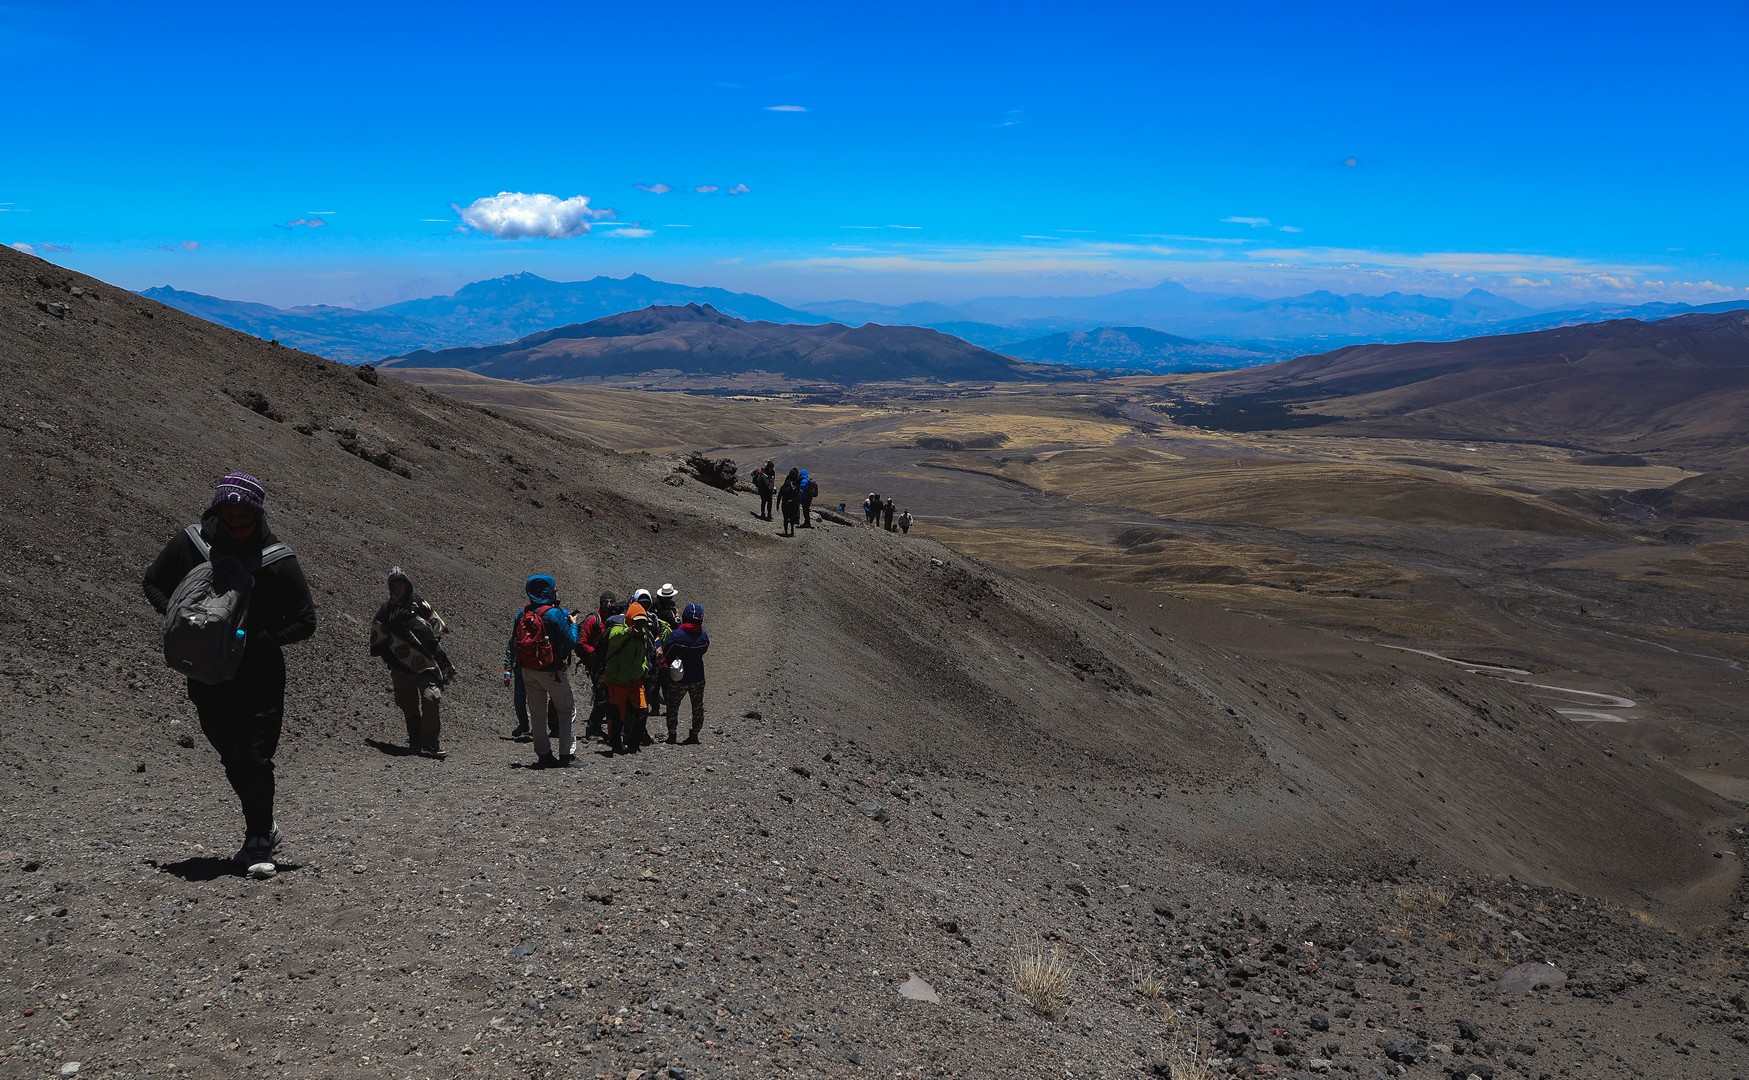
778 471 801 537
753 460 775 521
864 493 881 526
577 591 618 741
142 472 317 876
602 602 655 754
899 509 913 534
510 574 580 768
798 468 819 527
883 497 898 532
662 602 711 744
369 567 454 759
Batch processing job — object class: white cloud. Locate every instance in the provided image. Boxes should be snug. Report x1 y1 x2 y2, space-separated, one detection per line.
306 211 336 215
1278 225 1303 234
158 241 201 252
696 185 719 194
664 223 693 228
1343 157 1359 167
885 223 920 230
279 217 327 229
456 191 614 239
607 228 654 238
634 183 674 194
8 241 32 252
727 183 751 196
1222 216 1272 227
765 104 807 112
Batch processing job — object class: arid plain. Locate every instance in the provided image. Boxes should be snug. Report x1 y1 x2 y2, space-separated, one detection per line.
407 356 1749 805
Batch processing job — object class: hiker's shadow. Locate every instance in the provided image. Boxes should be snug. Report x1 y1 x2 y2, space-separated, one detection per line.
364 738 415 757
149 856 300 881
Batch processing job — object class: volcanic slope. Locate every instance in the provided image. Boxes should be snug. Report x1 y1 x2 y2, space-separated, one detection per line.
384 302 1040 384
2 247 1745 1079
1192 310 1749 462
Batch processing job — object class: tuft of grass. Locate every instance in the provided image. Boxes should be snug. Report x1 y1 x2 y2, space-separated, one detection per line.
1396 884 1452 914
1131 966 1168 1001
1153 1018 1218 1080
1010 937 1074 1017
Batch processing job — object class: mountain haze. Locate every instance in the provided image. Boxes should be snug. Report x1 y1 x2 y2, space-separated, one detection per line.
141 272 822 363
1003 325 1276 371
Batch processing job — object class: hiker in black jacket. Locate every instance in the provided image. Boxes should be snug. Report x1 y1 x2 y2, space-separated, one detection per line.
778 470 801 537
753 460 775 521
883 497 898 532
142 472 317 873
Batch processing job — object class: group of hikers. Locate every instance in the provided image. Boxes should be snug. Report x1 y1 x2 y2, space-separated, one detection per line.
142 471 711 876
749 459 915 537
862 492 913 534
748 459 819 537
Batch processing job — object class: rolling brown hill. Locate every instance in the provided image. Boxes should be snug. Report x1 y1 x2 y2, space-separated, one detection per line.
3 246 1746 1078
384 302 1042 384
1192 310 1749 463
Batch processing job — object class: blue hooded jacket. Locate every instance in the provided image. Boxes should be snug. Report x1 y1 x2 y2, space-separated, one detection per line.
661 621 710 685
515 574 577 667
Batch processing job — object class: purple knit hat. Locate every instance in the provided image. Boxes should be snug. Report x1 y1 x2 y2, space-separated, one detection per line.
212 472 265 513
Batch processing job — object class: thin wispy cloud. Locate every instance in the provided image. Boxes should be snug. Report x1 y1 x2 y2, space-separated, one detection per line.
39 242 71 252
1278 225 1303 234
8 241 32 252
1020 234 1061 240
696 185 719 194
159 241 201 252
306 211 336 216
886 224 920 230
634 183 674 194
1342 157 1359 167
455 191 614 239
606 228 654 238
664 224 693 228
1222 216 1272 227
994 108 1026 128
765 104 807 112
727 183 751 196
278 217 327 229
839 225 880 230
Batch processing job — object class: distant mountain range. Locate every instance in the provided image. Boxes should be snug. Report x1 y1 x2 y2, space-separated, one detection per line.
384 303 1047 384
1193 310 1749 464
1003 326 1276 371
142 270 1749 370
140 273 821 363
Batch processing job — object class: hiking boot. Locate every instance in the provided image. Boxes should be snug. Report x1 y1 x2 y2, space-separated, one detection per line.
558 754 575 768
510 722 531 741
420 745 448 760
534 754 559 769
665 731 678 744
237 828 281 870
681 734 701 745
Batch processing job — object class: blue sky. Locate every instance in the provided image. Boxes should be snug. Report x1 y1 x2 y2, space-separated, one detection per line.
5 0 1746 309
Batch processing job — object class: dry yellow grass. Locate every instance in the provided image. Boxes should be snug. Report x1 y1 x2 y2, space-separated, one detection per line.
1010 937 1074 1017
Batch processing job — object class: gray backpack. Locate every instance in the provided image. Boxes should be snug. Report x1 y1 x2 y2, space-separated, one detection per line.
162 525 293 684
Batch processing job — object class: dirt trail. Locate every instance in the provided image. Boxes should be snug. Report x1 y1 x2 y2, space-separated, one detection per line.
3 246 1746 1079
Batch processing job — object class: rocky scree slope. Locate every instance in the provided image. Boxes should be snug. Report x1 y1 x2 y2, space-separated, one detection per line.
2 246 1745 1078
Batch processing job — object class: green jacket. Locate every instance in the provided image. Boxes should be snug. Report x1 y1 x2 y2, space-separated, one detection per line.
602 622 650 686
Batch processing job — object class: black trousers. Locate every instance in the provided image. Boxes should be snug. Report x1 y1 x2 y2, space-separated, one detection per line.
188 647 286 840
759 490 773 519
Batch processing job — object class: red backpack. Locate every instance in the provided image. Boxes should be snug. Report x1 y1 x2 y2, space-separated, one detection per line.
512 604 556 669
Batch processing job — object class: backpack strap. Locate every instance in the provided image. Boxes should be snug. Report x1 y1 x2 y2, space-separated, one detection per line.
188 523 294 569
